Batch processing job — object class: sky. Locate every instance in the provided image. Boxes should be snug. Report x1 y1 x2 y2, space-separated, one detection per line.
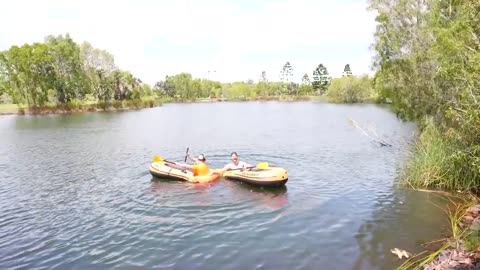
0 0 377 85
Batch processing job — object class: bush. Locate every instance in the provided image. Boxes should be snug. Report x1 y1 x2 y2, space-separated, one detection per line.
326 75 374 103
111 100 124 109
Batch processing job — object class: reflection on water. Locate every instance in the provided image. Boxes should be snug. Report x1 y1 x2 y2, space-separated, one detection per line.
353 189 451 270
150 178 289 211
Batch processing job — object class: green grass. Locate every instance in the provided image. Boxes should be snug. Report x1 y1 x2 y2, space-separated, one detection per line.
0 98 163 115
0 103 23 114
404 117 456 190
465 230 480 251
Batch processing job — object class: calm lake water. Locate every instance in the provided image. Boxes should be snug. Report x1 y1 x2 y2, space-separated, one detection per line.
0 102 451 269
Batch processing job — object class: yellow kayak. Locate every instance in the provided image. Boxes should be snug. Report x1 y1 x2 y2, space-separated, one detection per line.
149 161 221 183
222 167 288 187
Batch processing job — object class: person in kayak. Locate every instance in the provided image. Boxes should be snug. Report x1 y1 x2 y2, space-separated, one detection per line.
223 152 253 171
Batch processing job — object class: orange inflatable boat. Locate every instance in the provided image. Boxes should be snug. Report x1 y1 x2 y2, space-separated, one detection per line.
149 161 221 183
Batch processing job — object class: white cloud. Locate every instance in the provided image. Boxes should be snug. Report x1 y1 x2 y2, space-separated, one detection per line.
0 0 377 84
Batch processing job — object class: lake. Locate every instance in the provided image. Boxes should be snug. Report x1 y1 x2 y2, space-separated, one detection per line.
0 102 450 269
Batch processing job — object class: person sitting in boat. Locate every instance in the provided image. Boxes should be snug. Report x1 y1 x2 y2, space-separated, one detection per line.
223 152 252 171
181 153 211 176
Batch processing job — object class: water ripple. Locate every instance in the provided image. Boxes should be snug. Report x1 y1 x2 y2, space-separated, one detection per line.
0 103 446 270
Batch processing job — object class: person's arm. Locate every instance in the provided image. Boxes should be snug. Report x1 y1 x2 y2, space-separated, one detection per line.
211 167 229 175
174 162 194 171
245 162 253 168
242 161 254 170
186 153 199 164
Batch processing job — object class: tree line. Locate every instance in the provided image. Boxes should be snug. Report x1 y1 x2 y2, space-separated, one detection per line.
0 34 153 110
152 62 372 102
0 34 376 108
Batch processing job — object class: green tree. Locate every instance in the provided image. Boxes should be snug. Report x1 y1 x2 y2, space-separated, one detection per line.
312 64 330 94
166 73 194 100
280 62 293 83
154 76 175 97
112 70 138 100
369 0 480 190
191 79 202 98
45 34 86 103
299 73 313 95
342 64 352 77
0 68 6 97
326 75 373 103
260 70 268 83
0 33 151 110
301 73 310 85
0 43 56 106
223 82 254 99
80 41 117 102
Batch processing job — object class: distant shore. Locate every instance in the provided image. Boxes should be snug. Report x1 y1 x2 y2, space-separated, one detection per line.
0 95 338 116
0 105 157 116
0 98 161 116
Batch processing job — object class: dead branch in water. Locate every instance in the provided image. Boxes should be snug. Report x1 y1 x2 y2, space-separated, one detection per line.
348 118 393 147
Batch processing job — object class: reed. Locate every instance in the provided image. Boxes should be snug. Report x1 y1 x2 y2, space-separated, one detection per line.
404 118 457 190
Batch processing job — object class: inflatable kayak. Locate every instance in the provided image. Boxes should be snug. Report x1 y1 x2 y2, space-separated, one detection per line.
222 167 288 187
149 161 221 183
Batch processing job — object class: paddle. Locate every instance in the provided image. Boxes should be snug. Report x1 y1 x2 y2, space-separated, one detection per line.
228 162 269 171
152 155 176 164
184 147 189 162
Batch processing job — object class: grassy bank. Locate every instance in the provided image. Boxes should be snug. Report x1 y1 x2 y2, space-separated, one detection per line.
193 95 375 103
159 95 328 103
213 95 326 102
400 116 480 268
404 118 480 192
1 95 379 115
0 97 163 115
0 103 25 114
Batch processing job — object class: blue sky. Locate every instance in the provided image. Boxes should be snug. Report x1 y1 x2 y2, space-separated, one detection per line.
0 0 377 85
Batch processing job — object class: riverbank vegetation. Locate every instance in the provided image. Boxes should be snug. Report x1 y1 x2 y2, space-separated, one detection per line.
154 63 376 103
0 34 160 114
0 35 379 114
369 0 480 192
326 75 375 103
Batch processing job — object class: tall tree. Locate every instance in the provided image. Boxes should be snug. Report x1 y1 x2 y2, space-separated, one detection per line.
260 70 268 83
45 34 86 103
301 73 311 85
343 64 352 76
156 76 176 97
0 43 56 106
256 71 269 96
0 67 6 97
80 41 117 102
298 73 313 95
280 62 293 83
312 64 330 94
167 73 194 100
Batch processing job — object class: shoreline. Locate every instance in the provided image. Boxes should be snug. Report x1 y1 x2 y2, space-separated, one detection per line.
422 203 480 270
0 95 341 116
0 99 162 116
397 198 480 270
0 106 157 116
0 95 388 116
